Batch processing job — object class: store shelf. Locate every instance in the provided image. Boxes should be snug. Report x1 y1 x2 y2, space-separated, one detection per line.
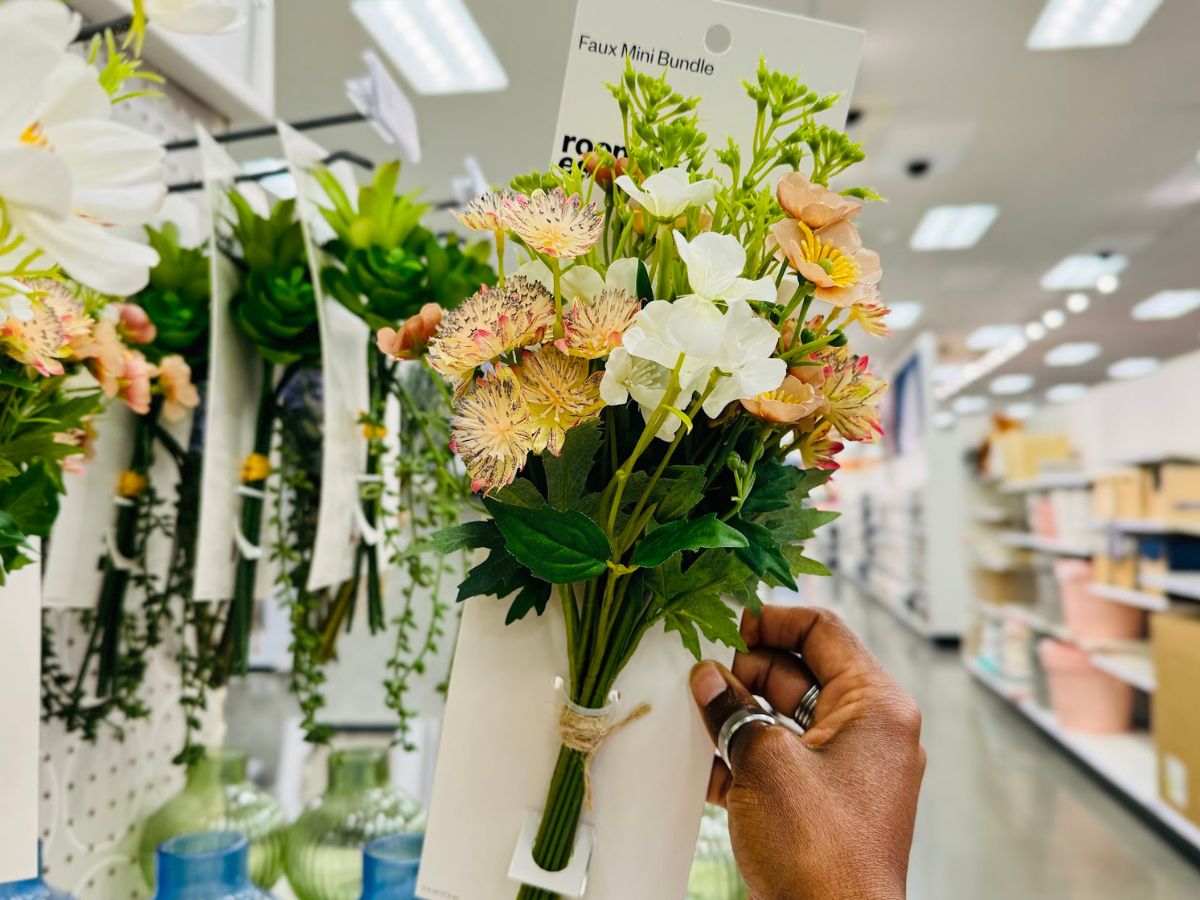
1001 474 1094 494
1140 571 1200 601
1000 531 1092 557
966 658 1200 859
1088 582 1170 612
990 604 1141 653
975 505 1013 524
1092 519 1200 538
1089 649 1157 692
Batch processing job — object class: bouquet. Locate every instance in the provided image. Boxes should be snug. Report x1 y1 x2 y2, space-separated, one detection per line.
404 59 888 898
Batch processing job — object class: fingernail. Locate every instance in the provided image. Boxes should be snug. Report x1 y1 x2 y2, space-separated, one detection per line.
690 662 726 707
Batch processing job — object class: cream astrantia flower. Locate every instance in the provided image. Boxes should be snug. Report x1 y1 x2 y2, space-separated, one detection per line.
770 219 882 309
514 347 603 455
144 0 244 35
158 353 200 422
673 231 776 304
559 288 641 360
822 354 886 442
615 166 719 220
455 191 516 234
450 373 535 494
0 282 35 326
427 276 556 391
503 188 602 259
0 8 164 295
776 171 861 230
741 375 827 424
0 295 67 375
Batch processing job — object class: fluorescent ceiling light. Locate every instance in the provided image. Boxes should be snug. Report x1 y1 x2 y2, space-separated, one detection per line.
990 374 1035 396
1025 321 1047 341
910 204 998 251
1046 383 1089 404
1045 341 1102 367
966 324 1022 351
1028 0 1165 50
352 0 508 95
1131 289 1200 321
1108 357 1160 380
952 395 989 415
1040 254 1128 291
1006 402 1037 420
887 302 923 331
1066 292 1091 313
1043 308 1067 329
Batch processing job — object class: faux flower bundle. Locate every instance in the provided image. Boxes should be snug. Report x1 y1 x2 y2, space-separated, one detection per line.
399 60 889 898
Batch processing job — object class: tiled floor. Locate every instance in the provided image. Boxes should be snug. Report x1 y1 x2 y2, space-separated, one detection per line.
820 580 1200 900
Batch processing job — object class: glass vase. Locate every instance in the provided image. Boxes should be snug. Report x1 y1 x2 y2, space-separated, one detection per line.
139 748 287 891
153 832 274 900
0 844 75 899
360 834 424 900
686 805 747 900
285 747 425 900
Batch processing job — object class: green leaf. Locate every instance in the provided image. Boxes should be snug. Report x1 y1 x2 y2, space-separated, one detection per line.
458 547 527 602
506 578 552 624
0 370 36 392
781 545 832 577
484 499 611 584
0 510 31 551
0 464 60 540
728 517 797 591
649 466 705 521
741 459 806 515
429 520 503 555
630 513 748 568
544 421 602 510
665 593 746 660
492 478 546 509
762 507 840 544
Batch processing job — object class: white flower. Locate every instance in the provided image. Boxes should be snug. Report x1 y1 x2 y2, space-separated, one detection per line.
615 166 719 220
144 0 244 34
0 0 80 48
673 231 776 304
517 256 641 303
701 300 787 417
0 14 164 295
600 348 687 440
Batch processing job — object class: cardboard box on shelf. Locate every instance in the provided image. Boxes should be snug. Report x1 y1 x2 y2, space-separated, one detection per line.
1095 553 1139 589
1153 464 1200 529
1151 612 1200 829
994 431 1074 484
1093 469 1152 522
974 568 1036 607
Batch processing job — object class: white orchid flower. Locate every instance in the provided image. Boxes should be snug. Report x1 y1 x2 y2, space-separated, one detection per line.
0 12 165 295
673 231 777 305
615 166 719 220
517 256 641 303
700 300 787 417
144 0 244 35
0 0 80 48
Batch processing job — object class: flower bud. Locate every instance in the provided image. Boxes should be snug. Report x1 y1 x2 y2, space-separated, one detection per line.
830 330 848 347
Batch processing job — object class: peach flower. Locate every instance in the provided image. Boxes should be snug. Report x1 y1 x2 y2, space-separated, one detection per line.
377 303 444 361
770 218 882 309
83 320 128 397
158 354 200 422
741 375 828 424
776 171 861 229
114 303 157 345
119 351 158 415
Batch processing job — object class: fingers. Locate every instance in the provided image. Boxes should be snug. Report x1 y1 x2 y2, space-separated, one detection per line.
731 647 817 720
706 758 732 807
740 605 879 688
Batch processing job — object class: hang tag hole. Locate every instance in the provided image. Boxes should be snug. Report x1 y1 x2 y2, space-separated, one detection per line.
705 24 733 55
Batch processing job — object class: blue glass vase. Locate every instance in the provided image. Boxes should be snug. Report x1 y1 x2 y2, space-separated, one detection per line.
153 832 274 900
360 834 423 900
0 844 75 899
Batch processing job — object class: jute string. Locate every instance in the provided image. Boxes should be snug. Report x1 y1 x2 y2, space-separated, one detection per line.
559 701 652 811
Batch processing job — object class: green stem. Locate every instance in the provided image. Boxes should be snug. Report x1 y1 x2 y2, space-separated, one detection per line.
550 256 564 339
496 231 506 286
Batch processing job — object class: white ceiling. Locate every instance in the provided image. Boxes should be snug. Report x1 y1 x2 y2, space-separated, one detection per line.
252 0 1200 408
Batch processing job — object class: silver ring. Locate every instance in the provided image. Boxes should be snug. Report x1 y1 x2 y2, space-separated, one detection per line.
716 709 776 770
792 684 821 731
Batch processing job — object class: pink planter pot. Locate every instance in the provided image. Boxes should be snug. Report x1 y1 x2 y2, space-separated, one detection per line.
1038 639 1134 733
1054 559 1144 641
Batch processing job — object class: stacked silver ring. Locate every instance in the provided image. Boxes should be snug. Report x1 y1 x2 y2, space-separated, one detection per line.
716 709 776 769
792 684 821 731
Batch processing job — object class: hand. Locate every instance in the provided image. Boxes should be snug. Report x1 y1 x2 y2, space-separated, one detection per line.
690 605 925 900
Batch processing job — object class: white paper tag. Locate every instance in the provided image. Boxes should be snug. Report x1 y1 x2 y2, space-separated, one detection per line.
507 810 595 897
277 122 372 593
193 125 271 602
550 0 864 169
346 49 422 164
0 541 41 880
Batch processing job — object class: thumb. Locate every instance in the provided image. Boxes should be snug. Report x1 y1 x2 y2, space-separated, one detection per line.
690 660 770 769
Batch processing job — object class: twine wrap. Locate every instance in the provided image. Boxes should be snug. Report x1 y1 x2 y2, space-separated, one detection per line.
558 698 651 811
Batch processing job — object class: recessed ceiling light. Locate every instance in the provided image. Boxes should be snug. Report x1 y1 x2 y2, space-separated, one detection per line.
1108 357 1161 380
1028 0 1166 51
887 301 923 331
1005 402 1037 420
1096 273 1120 294
910 204 999 251
352 0 509 95
966 324 1023 351
1066 292 1091 313
1046 383 1089 404
1131 289 1200 321
933 411 956 429
1043 308 1067 329
1040 254 1128 291
1025 321 1047 341
952 395 989 415
1045 341 1102 367
990 374 1035 396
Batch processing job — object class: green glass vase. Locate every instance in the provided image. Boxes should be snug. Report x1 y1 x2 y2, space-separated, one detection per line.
138 748 287 891
686 805 748 900
284 747 425 900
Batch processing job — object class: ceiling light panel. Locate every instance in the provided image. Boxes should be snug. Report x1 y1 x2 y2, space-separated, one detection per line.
910 204 998 251
1045 341 1102 367
1108 357 1161 380
1040 254 1128 291
1131 289 1200 321
1028 0 1165 50
990 374 1035 396
352 0 508 95
952 395 989 415
966 324 1023 352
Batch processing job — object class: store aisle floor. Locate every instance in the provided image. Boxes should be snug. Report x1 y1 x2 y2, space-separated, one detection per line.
815 580 1200 900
